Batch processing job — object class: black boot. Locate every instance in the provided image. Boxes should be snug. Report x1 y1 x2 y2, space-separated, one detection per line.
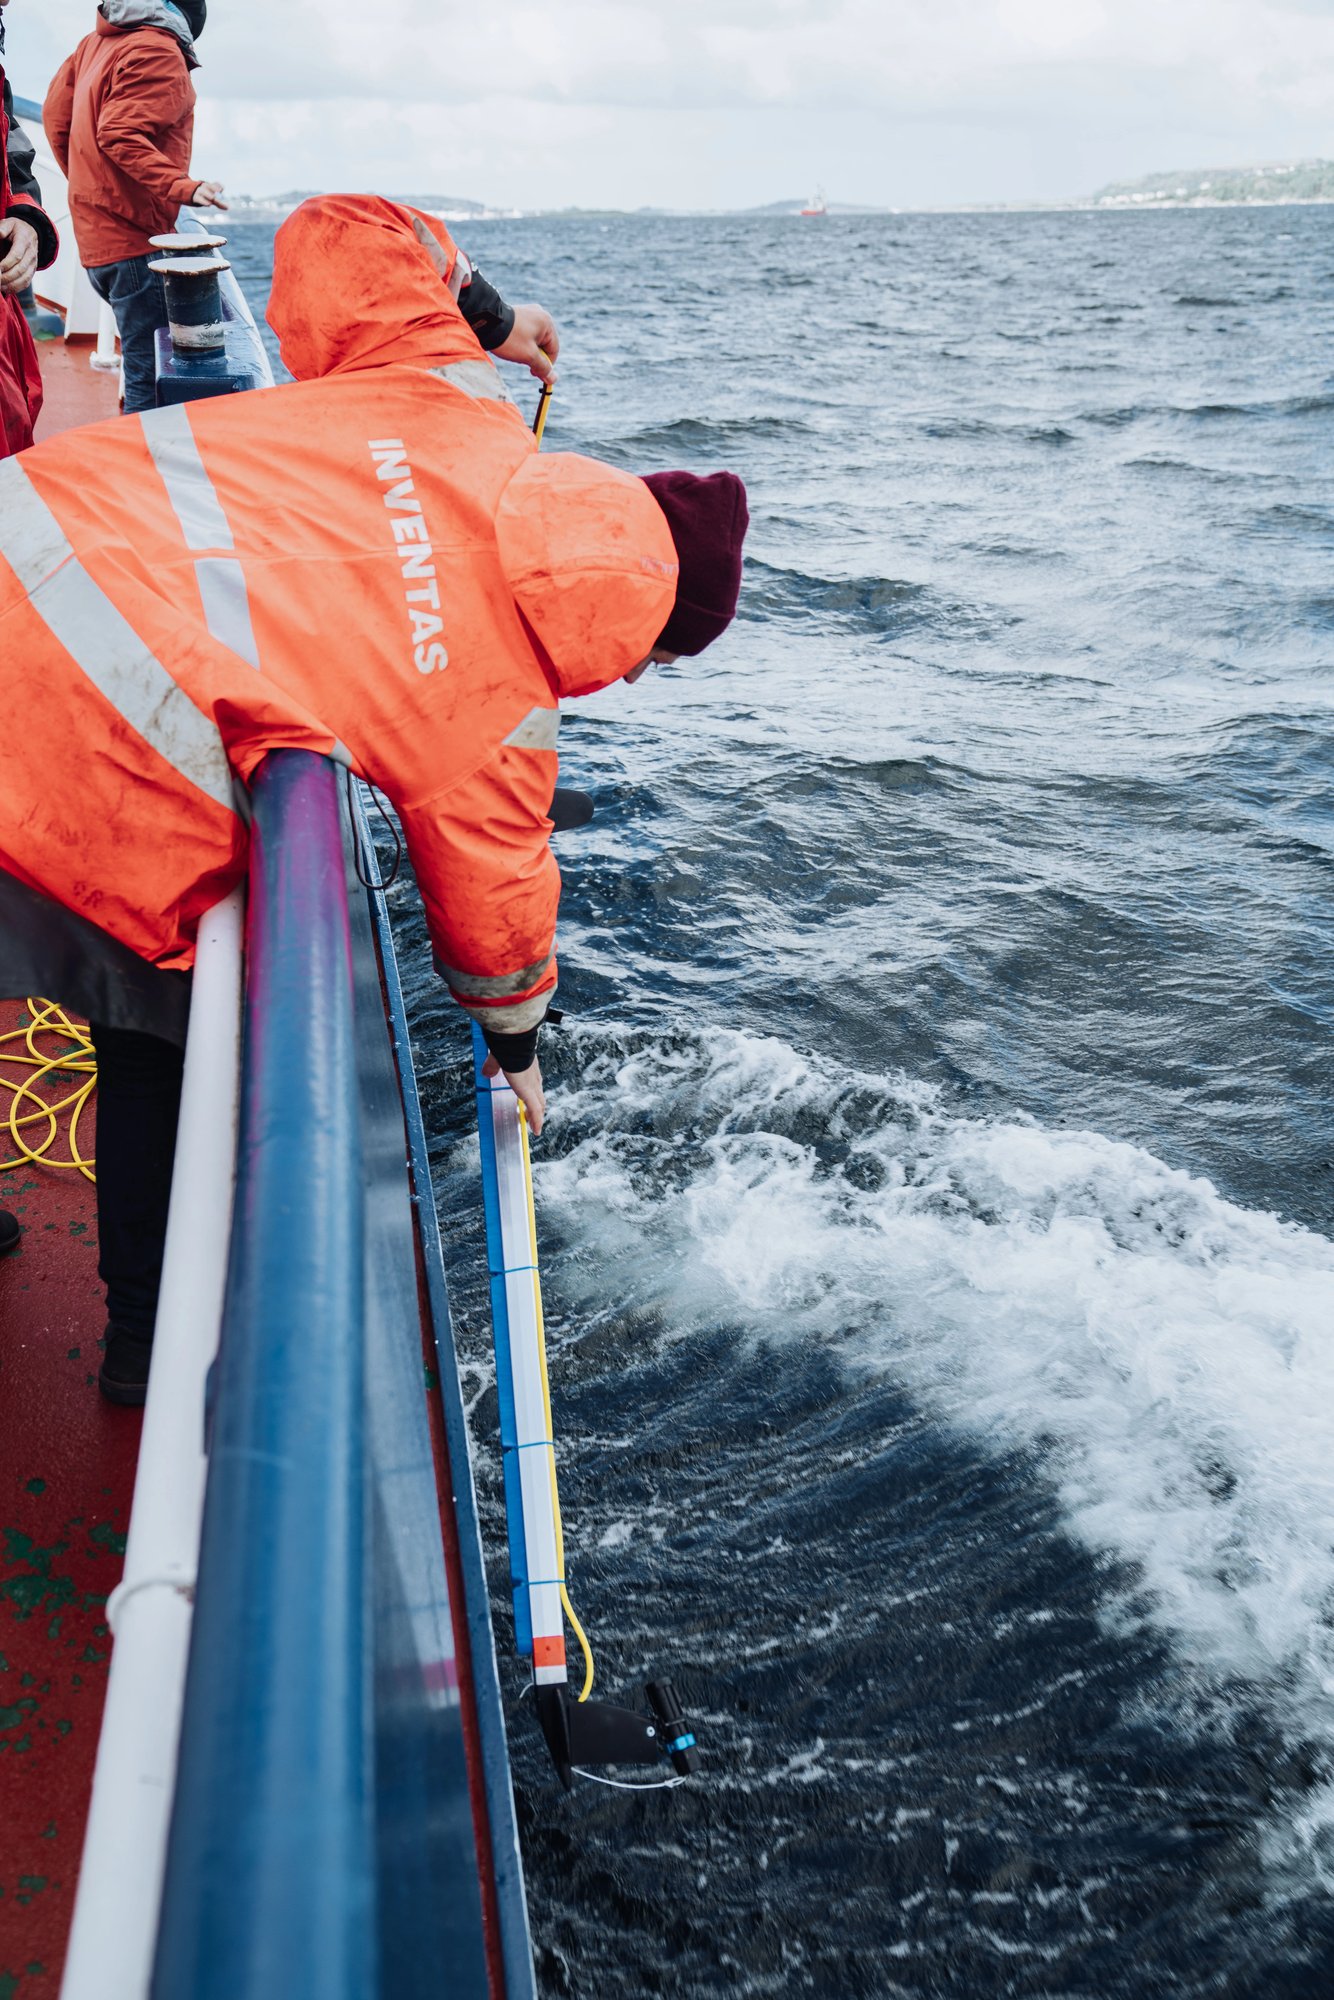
99 1323 154 1406
0 1210 19 1256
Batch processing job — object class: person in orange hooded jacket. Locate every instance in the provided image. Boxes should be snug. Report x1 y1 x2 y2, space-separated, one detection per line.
0 192 748 1399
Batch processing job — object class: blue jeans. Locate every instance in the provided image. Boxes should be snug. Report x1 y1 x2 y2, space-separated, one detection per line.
87 255 169 414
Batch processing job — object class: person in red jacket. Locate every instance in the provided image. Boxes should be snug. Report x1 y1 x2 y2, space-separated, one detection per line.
44 4 563 413
0 193 748 1399
1 0 59 1262
0 0 60 456
43 1 224 412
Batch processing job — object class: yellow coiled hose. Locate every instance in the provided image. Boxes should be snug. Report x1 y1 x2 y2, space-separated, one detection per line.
0 1000 97 1182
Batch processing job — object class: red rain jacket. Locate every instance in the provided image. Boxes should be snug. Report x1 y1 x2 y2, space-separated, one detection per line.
1 64 52 457
0 196 678 1039
44 11 200 266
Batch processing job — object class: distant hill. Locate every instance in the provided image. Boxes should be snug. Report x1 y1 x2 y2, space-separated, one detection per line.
211 164 1334 229
396 192 516 218
222 190 319 222
222 189 889 224
1092 159 1334 207
225 189 516 223
744 198 888 216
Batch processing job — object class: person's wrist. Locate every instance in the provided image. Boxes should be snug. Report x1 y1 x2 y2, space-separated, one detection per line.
481 1021 541 1073
8 205 57 271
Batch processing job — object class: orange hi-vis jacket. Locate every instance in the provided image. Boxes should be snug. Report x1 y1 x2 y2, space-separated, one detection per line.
0 195 678 1038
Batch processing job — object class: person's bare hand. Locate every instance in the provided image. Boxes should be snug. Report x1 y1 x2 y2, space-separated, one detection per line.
493 303 559 381
624 646 681 685
191 181 229 210
481 1053 547 1135
0 217 40 297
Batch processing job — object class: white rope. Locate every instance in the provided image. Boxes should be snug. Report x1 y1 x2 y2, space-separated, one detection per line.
572 1767 686 1792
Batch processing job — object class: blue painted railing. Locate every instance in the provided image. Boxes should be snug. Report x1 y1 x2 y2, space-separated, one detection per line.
152 753 531 1998
153 753 374 1997
352 788 534 1994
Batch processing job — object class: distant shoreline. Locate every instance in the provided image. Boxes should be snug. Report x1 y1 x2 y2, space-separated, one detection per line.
221 159 1334 223
223 195 1334 224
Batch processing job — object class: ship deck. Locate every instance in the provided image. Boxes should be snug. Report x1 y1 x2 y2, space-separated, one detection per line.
1 341 127 2000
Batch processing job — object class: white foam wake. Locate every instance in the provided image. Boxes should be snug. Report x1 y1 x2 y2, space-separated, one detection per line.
537 1024 1334 1872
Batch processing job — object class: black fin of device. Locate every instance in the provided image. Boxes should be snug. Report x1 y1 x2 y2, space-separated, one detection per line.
549 786 595 833
535 1679 701 1791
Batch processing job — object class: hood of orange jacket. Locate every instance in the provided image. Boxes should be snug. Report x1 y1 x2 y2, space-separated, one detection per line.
495 454 679 698
267 194 469 381
265 193 680 694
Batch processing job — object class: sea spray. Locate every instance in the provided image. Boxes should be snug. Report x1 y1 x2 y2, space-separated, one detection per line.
537 1022 1334 1867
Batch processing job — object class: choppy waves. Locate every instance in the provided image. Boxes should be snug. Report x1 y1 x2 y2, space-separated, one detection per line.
540 1021 1334 1812
275 198 1334 1994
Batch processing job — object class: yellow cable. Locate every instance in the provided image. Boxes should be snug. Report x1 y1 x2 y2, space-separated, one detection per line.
0 1001 97 1181
4 1010 601 1691
517 1098 595 1702
532 364 554 447
8 1004 595 1690
7 1005 598 1698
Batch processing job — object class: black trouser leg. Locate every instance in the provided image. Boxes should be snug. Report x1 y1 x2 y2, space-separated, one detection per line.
88 1023 184 1339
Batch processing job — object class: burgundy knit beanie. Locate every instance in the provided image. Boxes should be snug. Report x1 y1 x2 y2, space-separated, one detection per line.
641 470 749 656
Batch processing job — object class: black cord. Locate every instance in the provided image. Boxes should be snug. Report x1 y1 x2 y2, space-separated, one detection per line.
345 768 403 889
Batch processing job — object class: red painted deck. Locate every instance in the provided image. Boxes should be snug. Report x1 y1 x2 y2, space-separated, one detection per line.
2 344 130 2000
32 338 121 445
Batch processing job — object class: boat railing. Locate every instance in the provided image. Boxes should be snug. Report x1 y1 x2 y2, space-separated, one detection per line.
58 890 243 2000
146 752 531 1998
151 751 376 1995
60 753 532 1997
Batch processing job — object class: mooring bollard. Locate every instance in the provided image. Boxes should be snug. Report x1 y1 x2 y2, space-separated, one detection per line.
147 252 232 356
146 231 273 406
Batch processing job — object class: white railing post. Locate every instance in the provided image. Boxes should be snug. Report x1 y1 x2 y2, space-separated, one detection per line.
89 298 120 372
60 888 244 2000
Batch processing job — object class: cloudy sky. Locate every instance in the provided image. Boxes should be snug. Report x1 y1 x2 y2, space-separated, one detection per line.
11 0 1334 210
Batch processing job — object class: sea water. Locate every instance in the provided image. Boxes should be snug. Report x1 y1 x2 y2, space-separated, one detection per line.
233 206 1334 1995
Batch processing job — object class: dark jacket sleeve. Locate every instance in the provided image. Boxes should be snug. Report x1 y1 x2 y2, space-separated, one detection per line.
458 265 516 351
479 1019 542 1073
3 73 60 270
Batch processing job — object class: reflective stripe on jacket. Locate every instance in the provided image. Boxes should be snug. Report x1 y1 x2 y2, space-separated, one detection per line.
0 197 678 1033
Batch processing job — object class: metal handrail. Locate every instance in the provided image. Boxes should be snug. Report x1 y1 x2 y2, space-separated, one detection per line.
60 890 242 2000
152 752 374 1999
349 783 536 1999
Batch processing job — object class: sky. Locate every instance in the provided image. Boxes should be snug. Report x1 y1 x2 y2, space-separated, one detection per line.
9 0 1334 211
